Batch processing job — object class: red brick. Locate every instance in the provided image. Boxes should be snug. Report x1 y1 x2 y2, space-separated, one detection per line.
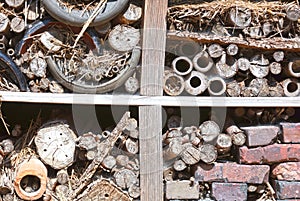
274 180 300 199
280 123 300 143
239 144 300 164
194 162 269 184
241 126 279 147
212 182 247 201
272 162 300 181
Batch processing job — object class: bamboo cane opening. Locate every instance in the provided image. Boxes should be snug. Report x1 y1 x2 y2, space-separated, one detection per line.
180 43 198 57
291 60 300 73
209 79 223 93
196 56 209 68
176 59 191 74
287 82 298 93
190 76 201 88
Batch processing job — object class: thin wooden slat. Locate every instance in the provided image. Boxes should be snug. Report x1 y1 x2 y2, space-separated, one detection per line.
141 0 168 96
2 92 300 107
139 106 163 201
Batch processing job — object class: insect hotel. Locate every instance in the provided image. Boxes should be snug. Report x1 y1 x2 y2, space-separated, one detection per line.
0 0 299 200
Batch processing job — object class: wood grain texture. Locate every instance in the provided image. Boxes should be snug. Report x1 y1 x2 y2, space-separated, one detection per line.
139 106 163 201
141 0 168 96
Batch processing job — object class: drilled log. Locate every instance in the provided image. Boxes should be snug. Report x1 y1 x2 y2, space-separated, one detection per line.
228 7 251 28
192 50 214 73
199 144 218 164
108 25 140 52
163 71 185 96
163 167 175 181
40 30 63 52
172 56 193 76
114 169 138 189
184 71 208 95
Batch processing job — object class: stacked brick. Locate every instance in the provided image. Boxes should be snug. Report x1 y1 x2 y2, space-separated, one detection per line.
163 116 300 200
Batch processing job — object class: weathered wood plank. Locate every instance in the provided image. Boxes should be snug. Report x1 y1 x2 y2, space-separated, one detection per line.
139 106 163 201
141 0 168 96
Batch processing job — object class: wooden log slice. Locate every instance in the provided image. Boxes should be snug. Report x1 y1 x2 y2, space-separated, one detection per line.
199 144 217 164
10 17 25 33
199 121 220 144
35 122 77 169
216 133 232 154
108 24 140 52
180 145 201 165
228 7 252 28
114 169 138 189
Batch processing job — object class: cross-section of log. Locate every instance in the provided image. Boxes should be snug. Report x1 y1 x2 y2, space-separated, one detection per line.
34 122 77 169
199 120 220 144
118 3 142 24
163 71 185 96
108 24 140 52
166 180 199 200
249 54 269 78
5 0 24 8
76 178 131 201
0 13 9 33
14 158 47 201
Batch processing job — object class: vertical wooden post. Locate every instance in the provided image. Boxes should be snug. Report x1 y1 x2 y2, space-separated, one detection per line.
139 106 163 201
140 0 167 200
141 0 167 96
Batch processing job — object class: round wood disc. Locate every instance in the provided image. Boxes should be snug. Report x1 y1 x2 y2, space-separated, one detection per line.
108 24 140 52
35 123 76 169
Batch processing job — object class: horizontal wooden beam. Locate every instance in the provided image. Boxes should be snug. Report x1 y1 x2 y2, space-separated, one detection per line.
2 92 300 107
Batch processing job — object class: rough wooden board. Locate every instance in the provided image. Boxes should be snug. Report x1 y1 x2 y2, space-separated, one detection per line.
141 0 168 96
139 106 163 201
168 31 300 51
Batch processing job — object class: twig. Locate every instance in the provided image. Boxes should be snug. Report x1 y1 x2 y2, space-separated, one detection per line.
72 0 107 48
0 98 10 135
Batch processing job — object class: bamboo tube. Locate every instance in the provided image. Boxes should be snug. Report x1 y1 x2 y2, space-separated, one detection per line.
172 56 193 76
184 71 208 95
208 77 226 96
176 40 202 58
192 50 214 73
281 78 300 97
287 60 300 77
163 71 185 96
